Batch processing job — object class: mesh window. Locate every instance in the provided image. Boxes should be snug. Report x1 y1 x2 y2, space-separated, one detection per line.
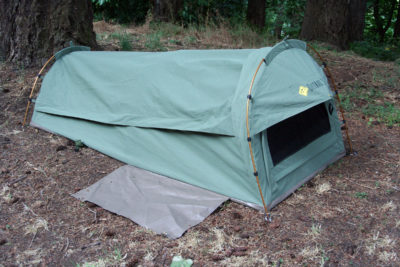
267 103 331 166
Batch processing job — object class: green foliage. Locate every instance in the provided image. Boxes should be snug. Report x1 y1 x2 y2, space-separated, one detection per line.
118 33 133 51
74 140 85 152
90 0 400 58
362 102 400 127
108 31 133 50
265 0 306 38
145 32 166 51
340 85 400 127
354 192 368 199
92 0 150 24
364 0 399 43
150 22 183 37
179 0 246 26
183 35 197 45
350 41 400 61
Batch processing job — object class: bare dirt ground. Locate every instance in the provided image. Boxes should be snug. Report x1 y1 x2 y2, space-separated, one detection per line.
1 22 400 266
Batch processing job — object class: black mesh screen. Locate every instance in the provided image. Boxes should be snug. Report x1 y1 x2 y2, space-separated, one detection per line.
267 103 331 166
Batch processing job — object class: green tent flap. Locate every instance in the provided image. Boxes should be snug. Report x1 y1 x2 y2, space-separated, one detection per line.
31 39 345 208
264 39 307 65
36 49 254 136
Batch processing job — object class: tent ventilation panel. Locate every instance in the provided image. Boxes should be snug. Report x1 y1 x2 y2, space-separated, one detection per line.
267 102 331 166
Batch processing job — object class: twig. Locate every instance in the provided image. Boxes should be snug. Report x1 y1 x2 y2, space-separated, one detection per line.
352 240 364 259
23 202 38 216
346 221 356 226
26 162 48 178
99 226 104 237
8 175 27 186
35 167 48 178
81 241 101 250
343 177 375 190
88 208 97 223
62 237 70 258
29 231 38 248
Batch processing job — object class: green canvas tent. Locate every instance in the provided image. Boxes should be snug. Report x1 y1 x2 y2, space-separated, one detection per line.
30 39 345 213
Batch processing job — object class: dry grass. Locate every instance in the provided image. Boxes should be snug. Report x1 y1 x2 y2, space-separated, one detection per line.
304 223 322 241
366 231 397 262
378 251 398 263
300 245 321 259
381 200 397 212
24 218 48 235
316 182 331 194
93 16 272 52
221 249 271 266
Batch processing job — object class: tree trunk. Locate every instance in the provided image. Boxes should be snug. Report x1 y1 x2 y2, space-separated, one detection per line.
0 0 97 66
153 0 183 22
247 0 266 29
393 0 400 38
300 0 367 49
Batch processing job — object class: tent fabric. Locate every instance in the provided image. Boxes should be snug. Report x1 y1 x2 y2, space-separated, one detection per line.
35 49 255 136
73 165 228 239
31 39 345 209
54 45 90 60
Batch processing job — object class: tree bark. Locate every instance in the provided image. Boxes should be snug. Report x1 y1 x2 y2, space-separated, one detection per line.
0 0 97 66
247 0 266 29
300 0 367 49
153 0 183 22
393 0 400 38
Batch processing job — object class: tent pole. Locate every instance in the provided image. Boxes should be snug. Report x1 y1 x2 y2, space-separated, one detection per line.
23 55 55 126
306 44 353 154
246 58 271 221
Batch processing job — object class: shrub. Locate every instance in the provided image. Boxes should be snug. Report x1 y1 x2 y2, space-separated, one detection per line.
350 41 400 61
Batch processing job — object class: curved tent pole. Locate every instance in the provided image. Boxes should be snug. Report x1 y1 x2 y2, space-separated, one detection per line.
306 44 353 154
246 58 270 221
22 45 90 126
22 55 55 126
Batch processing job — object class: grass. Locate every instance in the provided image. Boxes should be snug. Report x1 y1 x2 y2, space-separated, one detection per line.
354 192 368 199
76 248 125 267
119 34 132 51
104 31 133 51
362 102 400 127
116 32 132 51
339 85 400 127
94 17 274 53
145 32 166 51
350 41 400 61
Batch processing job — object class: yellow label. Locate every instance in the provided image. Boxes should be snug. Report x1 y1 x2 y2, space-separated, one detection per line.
299 86 309 96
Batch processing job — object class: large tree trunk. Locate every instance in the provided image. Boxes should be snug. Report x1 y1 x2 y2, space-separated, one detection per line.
153 0 183 22
0 0 97 66
300 0 367 49
393 0 400 38
247 0 266 29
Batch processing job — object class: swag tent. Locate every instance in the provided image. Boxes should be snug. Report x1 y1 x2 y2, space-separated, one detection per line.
30 39 346 213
